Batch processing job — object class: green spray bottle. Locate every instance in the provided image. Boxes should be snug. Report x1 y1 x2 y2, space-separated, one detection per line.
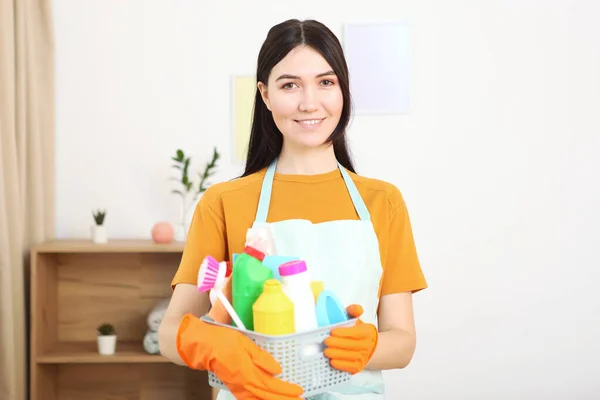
232 246 273 330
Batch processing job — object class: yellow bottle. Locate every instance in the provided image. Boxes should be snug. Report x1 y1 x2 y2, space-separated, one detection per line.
253 279 295 335
310 281 324 304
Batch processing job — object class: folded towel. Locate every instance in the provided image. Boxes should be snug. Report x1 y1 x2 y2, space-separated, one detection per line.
143 330 160 354
147 298 169 332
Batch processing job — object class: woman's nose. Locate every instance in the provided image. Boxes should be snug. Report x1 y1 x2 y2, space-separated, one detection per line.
298 87 318 112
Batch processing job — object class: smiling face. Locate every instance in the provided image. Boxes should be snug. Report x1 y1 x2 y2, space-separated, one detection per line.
258 45 344 151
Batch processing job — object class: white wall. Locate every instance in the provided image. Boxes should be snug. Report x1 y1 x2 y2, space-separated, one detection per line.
53 0 600 398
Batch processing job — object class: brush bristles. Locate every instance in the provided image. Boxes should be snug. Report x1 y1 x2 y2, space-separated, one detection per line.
197 255 220 292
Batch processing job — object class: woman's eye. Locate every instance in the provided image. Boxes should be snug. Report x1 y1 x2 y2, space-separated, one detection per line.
282 82 297 89
321 79 334 86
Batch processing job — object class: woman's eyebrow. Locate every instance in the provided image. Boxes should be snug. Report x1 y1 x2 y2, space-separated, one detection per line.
275 70 336 81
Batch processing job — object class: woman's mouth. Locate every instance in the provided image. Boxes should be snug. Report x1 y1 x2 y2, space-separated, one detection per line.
295 118 325 129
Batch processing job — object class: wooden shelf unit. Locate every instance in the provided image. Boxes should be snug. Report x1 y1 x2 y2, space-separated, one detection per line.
29 239 217 400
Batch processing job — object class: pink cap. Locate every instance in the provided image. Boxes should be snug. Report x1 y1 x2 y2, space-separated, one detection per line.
279 260 307 276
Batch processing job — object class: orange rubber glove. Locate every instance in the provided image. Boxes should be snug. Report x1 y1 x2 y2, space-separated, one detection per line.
176 313 304 399
323 304 379 375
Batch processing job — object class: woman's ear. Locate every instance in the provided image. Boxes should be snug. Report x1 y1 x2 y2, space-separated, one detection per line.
257 81 271 111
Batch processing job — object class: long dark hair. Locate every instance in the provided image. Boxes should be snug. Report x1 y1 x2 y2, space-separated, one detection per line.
242 19 355 177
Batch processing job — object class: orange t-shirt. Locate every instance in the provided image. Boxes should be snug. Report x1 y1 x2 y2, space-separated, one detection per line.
171 167 427 297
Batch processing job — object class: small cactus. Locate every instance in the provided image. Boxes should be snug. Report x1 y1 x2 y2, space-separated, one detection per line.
97 323 116 336
92 209 106 225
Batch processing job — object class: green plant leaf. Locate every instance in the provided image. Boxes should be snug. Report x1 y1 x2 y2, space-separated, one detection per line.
171 146 221 198
92 209 106 225
97 323 116 335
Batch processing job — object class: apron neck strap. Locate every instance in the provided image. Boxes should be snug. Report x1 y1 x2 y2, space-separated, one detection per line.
254 159 277 223
254 158 371 223
337 161 371 221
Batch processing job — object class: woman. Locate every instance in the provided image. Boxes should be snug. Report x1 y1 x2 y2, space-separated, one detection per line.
158 18 427 400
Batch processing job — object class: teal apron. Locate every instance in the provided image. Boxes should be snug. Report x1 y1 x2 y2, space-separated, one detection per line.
217 159 386 399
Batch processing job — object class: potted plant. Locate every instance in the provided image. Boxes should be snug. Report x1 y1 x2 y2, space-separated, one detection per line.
97 323 117 355
91 209 107 244
171 147 220 241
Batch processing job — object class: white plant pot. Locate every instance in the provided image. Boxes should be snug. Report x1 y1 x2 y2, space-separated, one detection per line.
97 335 117 355
92 224 107 244
174 223 187 242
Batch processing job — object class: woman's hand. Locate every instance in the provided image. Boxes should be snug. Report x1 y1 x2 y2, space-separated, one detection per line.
177 314 304 399
323 304 379 374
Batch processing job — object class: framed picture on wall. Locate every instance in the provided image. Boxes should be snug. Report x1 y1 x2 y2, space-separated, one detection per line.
343 21 412 115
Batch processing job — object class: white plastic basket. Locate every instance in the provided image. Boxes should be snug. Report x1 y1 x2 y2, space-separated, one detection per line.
201 316 357 397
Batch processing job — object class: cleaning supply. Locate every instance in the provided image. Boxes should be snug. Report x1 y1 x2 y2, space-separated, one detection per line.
205 261 233 325
315 290 349 327
263 255 300 281
207 274 233 325
232 245 273 330
246 225 277 255
279 260 318 332
208 261 231 306
236 233 292 281
324 304 379 375
252 279 295 335
197 256 246 330
234 253 299 281
310 280 324 303
176 314 304 398
245 235 271 255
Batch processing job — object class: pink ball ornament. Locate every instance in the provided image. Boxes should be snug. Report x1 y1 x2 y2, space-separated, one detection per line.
152 222 174 244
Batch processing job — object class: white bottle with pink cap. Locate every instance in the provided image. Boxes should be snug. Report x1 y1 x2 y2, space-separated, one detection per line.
278 260 318 332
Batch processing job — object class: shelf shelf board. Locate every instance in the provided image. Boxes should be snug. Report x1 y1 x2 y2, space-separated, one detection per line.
36 341 170 364
32 239 185 253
